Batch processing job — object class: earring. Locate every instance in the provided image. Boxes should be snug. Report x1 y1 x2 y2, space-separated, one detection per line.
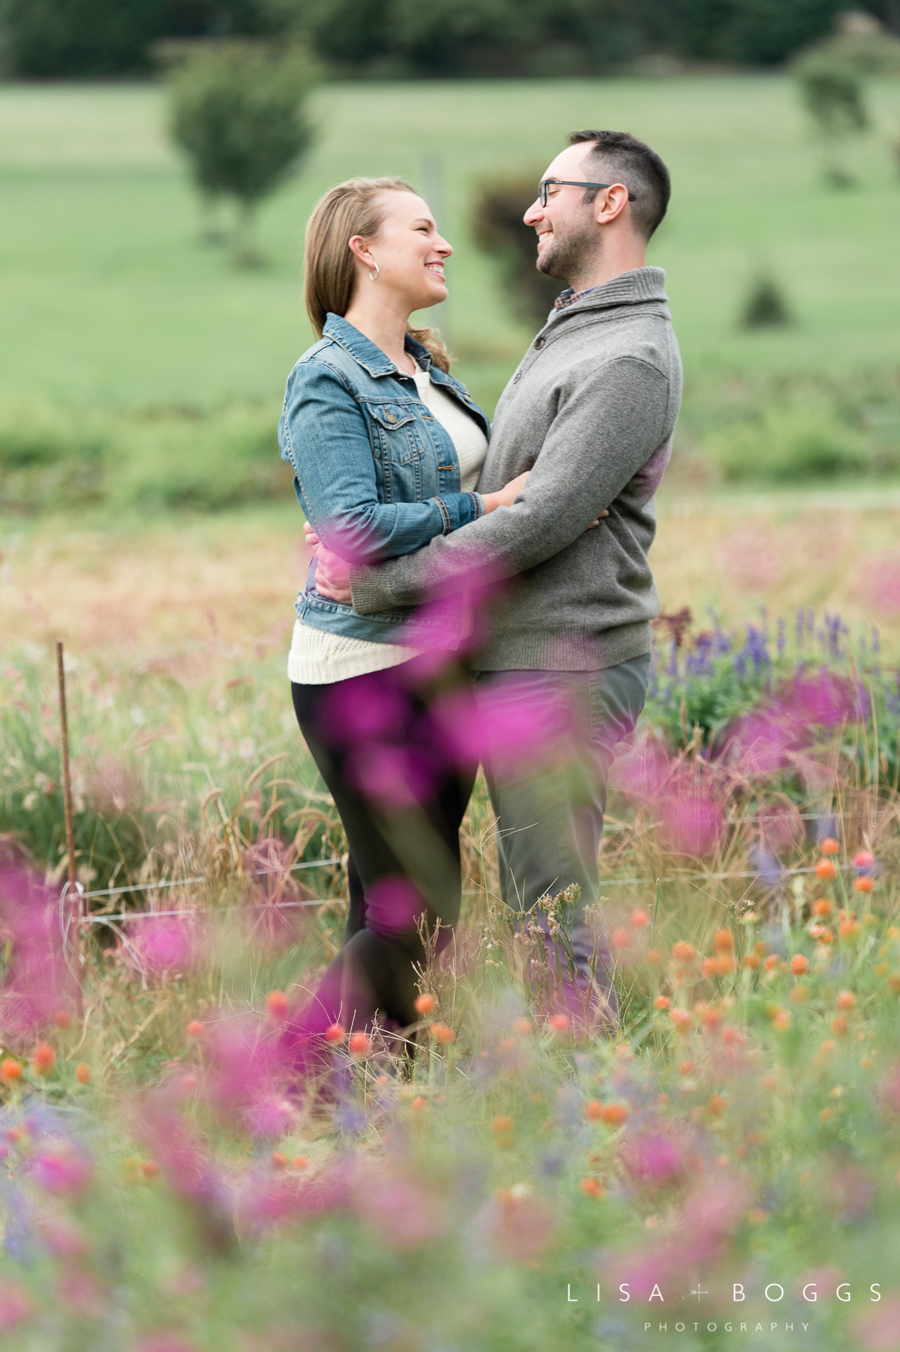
368 261 380 281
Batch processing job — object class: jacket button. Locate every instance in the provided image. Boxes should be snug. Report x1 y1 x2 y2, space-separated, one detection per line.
385 411 397 425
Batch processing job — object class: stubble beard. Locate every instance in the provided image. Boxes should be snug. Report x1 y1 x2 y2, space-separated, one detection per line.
535 215 602 289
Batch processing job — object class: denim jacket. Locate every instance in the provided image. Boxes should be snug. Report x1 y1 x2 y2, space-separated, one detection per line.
278 313 491 642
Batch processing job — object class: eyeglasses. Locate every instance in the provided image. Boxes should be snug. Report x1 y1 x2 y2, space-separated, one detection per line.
538 179 637 207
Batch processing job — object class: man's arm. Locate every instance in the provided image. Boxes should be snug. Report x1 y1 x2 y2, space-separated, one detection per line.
349 357 670 615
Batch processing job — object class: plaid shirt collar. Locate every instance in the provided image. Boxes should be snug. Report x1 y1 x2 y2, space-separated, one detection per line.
552 284 600 313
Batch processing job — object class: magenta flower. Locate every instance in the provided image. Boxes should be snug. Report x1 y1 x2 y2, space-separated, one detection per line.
620 1129 687 1189
0 865 78 1039
856 1295 900 1350
128 915 205 979
30 1145 92 1198
658 789 723 858
355 1170 447 1251
0 1280 33 1331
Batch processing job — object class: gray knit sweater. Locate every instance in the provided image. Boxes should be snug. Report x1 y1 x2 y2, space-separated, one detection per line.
350 266 683 670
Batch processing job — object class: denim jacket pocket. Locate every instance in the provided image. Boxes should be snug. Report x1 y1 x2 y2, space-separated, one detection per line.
363 400 423 466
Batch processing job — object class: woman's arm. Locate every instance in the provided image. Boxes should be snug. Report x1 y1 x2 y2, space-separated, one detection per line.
279 359 485 564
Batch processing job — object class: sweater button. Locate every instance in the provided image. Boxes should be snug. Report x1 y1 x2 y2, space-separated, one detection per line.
535 337 544 349
513 371 521 383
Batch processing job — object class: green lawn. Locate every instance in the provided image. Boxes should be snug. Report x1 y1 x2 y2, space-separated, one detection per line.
1 77 900 417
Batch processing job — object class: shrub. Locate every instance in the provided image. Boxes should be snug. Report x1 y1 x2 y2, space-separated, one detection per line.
740 273 793 329
168 41 316 265
795 52 870 186
705 408 869 482
471 175 561 327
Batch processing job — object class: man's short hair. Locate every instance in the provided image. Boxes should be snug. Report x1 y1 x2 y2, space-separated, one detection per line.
568 129 670 240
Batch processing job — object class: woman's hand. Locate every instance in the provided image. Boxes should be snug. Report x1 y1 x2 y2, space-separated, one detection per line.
303 523 353 602
480 470 530 514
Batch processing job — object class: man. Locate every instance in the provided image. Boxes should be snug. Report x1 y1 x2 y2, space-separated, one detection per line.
313 129 682 1022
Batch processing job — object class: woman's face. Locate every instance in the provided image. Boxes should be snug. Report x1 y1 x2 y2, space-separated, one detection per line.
352 192 452 313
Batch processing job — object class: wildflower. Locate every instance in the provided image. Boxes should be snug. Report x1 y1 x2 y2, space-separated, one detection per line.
654 996 671 1010
513 1017 532 1035
815 859 837 881
547 1013 570 1035
821 838 840 856
854 849 876 871
141 1160 159 1178
53 1010 71 1030
0 1279 33 1332
889 975 900 993
854 876 874 894
410 1096 428 1112
630 909 651 929
707 1095 726 1116
293 1156 309 1170
790 985 809 1004
832 1015 849 1038
0 1058 22 1083
743 953 760 970
492 1116 514 1145
679 1060 694 1074
31 1043 56 1076
836 991 857 1011
772 1009 791 1031
714 929 734 954
414 993 435 1015
585 1100 604 1120
645 949 663 967
324 1023 345 1044
840 917 860 940
430 1023 455 1044
580 1177 604 1197
791 955 810 975
611 927 631 950
601 1103 628 1126
672 941 697 964
265 990 289 1021
187 1021 204 1038
31 1145 91 1197
695 1003 721 1032
764 955 780 973
348 1031 371 1056
809 924 835 944
669 1009 693 1033
812 898 832 916
271 1152 287 1169
700 957 717 978
75 1063 91 1084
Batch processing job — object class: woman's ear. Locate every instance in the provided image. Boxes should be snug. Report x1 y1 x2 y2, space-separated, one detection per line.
348 234 375 269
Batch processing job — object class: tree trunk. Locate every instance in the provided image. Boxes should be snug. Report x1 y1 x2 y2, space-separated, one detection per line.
232 199 260 267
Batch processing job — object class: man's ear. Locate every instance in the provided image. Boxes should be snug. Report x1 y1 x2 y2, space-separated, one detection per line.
593 184 631 226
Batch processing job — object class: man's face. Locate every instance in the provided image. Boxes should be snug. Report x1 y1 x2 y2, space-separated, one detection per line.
523 145 603 284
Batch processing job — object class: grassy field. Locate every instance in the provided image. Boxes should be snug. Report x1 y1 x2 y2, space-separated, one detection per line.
2 77 900 416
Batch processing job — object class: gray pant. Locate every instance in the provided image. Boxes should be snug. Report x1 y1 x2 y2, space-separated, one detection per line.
475 655 651 998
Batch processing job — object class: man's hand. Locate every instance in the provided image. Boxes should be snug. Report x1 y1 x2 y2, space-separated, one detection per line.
303 523 353 603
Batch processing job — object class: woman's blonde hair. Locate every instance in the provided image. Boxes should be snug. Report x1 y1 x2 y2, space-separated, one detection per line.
304 176 452 373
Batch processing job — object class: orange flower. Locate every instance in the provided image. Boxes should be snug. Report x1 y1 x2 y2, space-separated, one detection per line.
513 1017 532 1035
812 898 832 917
611 927 631 949
821 838 840 856
672 941 697 963
629 908 651 929
707 1094 726 1116
645 949 664 967
832 1014 849 1038
265 990 289 1021
790 985 809 1004
491 1116 514 1145
701 957 718 978
679 1059 694 1075
324 1023 345 1044
31 1044 56 1076
764 955 780 973
141 1159 159 1178
547 1013 570 1035
772 1009 791 1031
0 1058 22 1084
53 1010 71 1030
580 1177 604 1197
889 974 900 994
600 1103 628 1127
815 859 837 881
187 1020 204 1038
410 1096 428 1112
696 1003 721 1031
430 1023 455 1044
714 929 734 954
669 1009 693 1033
790 955 809 976
75 1063 91 1084
854 876 874 894
585 1100 604 1120
715 955 736 975
414 993 436 1015
839 919 860 940
272 1151 287 1169
836 990 856 1011
654 996 671 1010
348 1031 371 1056
743 953 761 970
294 1156 309 1170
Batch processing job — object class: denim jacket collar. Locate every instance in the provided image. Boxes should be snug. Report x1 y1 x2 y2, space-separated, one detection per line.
323 313 433 379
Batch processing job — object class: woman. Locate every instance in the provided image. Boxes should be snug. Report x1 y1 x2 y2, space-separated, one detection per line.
279 177 527 1048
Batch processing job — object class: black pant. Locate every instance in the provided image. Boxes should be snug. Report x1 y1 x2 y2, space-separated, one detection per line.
291 662 474 1030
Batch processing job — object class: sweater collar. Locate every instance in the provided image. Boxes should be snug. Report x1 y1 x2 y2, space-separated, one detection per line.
550 266 668 319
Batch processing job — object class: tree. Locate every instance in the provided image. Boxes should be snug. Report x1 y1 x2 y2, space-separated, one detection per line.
795 53 869 186
168 42 315 264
